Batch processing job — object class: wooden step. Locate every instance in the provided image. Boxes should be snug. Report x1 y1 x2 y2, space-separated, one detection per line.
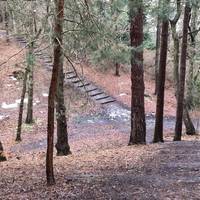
65 71 75 75
90 91 104 97
76 82 90 88
99 97 116 104
95 95 110 101
70 77 83 84
43 59 52 64
66 74 77 79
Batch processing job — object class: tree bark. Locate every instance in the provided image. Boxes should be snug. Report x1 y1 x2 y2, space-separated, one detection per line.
153 4 169 143
170 1 196 136
0 140 6 162
170 24 180 96
129 0 146 145
115 62 120 76
16 68 28 141
174 2 191 141
183 102 196 135
25 42 34 124
154 0 162 95
55 63 71 156
186 2 199 106
183 4 198 136
4 3 9 43
46 0 64 186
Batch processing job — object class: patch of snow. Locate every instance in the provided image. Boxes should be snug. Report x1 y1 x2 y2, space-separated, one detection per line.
10 76 17 81
15 98 28 104
6 84 12 87
2 98 29 109
0 115 9 121
2 102 18 109
42 93 48 97
119 93 127 97
87 119 95 124
15 99 20 104
107 104 130 121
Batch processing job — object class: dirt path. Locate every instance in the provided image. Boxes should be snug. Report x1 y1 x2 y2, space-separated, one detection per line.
1 138 200 199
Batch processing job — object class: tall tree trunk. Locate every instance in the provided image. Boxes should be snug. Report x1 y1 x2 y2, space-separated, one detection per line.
187 25 195 106
170 24 180 96
25 42 34 124
26 3 36 124
46 0 64 186
129 0 146 145
170 1 196 136
183 4 198 136
153 1 169 143
0 141 6 162
115 62 120 76
4 3 9 43
55 64 71 156
183 102 196 135
16 68 28 141
154 0 162 95
174 2 191 141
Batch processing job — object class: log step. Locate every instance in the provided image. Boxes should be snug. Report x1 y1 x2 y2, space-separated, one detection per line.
76 82 90 88
90 92 104 97
100 98 116 104
95 95 110 101
65 71 75 75
66 74 77 79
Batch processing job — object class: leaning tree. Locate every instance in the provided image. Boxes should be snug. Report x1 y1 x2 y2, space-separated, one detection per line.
46 0 65 185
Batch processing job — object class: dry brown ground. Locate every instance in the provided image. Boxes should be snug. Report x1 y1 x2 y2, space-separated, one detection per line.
0 37 200 199
74 49 176 117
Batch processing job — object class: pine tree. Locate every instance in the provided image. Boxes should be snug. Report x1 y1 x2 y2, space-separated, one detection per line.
174 1 191 141
55 62 71 156
129 0 146 145
46 0 64 186
153 0 170 143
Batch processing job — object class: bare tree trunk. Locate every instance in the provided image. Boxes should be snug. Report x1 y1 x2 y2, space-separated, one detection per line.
55 63 71 156
26 2 36 124
174 2 191 141
4 3 9 43
170 1 195 136
16 68 28 141
171 24 180 96
153 1 169 143
25 42 34 124
183 4 198 136
183 102 196 135
154 0 161 95
115 62 120 76
187 3 198 103
129 0 146 145
46 0 64 186
0 140 6 162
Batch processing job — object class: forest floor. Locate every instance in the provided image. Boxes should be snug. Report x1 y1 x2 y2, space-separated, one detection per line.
0 36 200 199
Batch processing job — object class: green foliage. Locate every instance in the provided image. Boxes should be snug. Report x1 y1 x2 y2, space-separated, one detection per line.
144 32 156 50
